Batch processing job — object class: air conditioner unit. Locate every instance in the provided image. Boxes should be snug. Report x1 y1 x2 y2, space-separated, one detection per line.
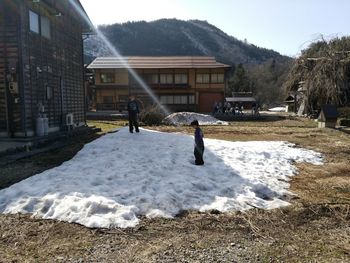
66 113 74 126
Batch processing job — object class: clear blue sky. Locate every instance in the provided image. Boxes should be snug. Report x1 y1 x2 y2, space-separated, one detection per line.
80 0 350 57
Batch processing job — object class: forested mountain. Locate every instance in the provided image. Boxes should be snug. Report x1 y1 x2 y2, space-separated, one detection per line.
85 19 289 65
84 19 293 104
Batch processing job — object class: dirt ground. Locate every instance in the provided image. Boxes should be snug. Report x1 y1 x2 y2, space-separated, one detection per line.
0 117 349 263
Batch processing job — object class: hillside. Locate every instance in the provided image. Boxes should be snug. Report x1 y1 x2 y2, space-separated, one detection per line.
84 19 290 66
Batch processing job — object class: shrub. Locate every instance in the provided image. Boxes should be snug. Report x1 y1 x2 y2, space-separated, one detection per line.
139 105 166 126
339 119 350 127
338 107 350 118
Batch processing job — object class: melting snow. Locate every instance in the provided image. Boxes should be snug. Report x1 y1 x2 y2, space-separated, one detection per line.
0 128 322 228
163 112 228 125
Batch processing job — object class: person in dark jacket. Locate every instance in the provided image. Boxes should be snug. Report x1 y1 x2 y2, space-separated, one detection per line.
190 120 204 165
127 95 140 133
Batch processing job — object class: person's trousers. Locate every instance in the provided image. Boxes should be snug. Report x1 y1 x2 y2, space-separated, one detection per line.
194 145 204 165
128 112 139 132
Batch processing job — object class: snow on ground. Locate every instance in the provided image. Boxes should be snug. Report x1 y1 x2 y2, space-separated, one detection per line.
0 128 323 229
163 112 228 125
268 106 287 112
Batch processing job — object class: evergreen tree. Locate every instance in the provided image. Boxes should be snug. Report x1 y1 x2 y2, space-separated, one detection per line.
228 63 250 93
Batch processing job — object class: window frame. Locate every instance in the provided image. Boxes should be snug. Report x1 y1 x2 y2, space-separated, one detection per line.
189 95 195 104
29 10 40 34
196 73 210 84
160 74 173 84
100 72 115 83
40 15 51 39
211 73 224 84
160 95 174 104
46 86 53 100
118 95 128 103
102 96 114 103
174 74 188 84
160 95 193 105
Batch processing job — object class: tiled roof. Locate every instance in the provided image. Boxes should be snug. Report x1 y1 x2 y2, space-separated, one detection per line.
87 56 231 69
226 97 256 102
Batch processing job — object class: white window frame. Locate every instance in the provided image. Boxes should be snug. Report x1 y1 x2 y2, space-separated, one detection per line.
29 10 40 34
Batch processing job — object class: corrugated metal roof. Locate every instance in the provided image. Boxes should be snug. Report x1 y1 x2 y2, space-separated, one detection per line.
87 56 231 69
226 97 256 102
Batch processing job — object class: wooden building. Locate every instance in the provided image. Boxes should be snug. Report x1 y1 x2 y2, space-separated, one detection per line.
225 92 256 109
318 105 339 128
87 56 231 113
0 0 91 137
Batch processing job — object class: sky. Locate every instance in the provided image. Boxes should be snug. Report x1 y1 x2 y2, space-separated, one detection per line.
80 0 350 57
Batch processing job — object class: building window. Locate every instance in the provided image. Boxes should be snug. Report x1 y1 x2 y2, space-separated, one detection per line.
144 74 158 84
41 16 51 39
160 95 194 104
211 73 224 83
103 96 114 103
174 74 188 84
46 86 53 100
160 96 174 104
100 73 115 83
29 10 39 33
119 95 128 102
160 74 173 84
174 96 188 104
150 74 158 84
196 73 210 84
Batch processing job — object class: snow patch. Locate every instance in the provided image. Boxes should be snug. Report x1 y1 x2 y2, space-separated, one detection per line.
0 128 323 228
268 107 287 112
163 112 228 125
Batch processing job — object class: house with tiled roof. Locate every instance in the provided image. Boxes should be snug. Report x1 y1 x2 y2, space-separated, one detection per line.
87 56 231 113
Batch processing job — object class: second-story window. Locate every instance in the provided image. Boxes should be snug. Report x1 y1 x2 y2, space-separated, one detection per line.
103 96 114 103
41 16 51 39
196 73 210 84
150 74 158 84
144 74 158 84
160 74 173 84
100 73 115 83
174 74 188 84
211 73 224 83
29 10 39 34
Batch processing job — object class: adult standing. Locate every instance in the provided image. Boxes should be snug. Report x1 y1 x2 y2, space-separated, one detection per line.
127 95 140 133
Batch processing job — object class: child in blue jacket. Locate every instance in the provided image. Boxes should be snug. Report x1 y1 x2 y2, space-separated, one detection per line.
190 120 204 165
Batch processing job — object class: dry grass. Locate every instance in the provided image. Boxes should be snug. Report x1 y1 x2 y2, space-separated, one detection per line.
0 117 349 262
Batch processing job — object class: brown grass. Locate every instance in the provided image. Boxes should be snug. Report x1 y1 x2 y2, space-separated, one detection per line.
0 117 349 262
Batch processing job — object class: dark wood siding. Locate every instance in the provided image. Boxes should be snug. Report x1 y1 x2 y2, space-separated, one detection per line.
199 92 224 113
21 0 86 133
0 1 22 135
0 1 6 132
0 0 87 137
